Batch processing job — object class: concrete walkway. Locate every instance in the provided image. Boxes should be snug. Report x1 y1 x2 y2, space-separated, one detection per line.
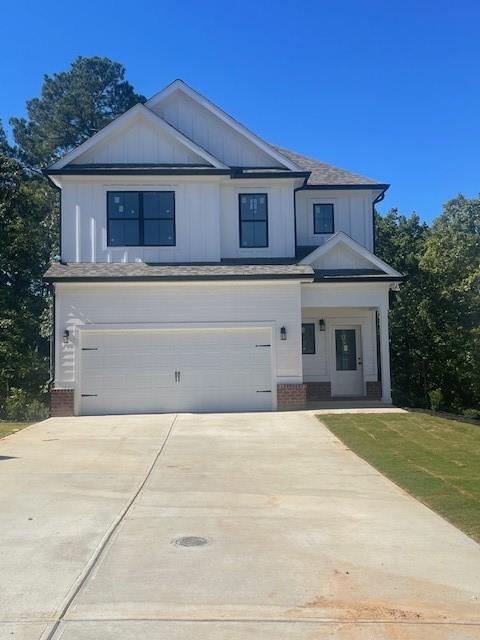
0 412 479 639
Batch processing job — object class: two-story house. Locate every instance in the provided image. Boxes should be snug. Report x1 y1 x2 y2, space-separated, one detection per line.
44 79 403 416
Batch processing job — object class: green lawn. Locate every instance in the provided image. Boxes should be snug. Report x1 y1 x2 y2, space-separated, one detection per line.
319 412 480 543
0 420 33 439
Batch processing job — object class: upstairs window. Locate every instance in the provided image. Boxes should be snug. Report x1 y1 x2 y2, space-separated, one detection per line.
239 193 268 248
313 203 334 234
107 191 175 246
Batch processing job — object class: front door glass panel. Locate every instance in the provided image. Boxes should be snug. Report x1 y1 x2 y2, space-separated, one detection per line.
335 329 357 371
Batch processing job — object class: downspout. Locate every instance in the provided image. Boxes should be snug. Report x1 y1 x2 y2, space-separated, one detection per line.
294 175 310 258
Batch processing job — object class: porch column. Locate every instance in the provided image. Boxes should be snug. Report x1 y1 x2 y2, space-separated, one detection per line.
378 304 392 404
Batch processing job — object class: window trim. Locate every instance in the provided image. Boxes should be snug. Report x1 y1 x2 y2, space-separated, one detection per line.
107 190 176 247
238 193 269 248
313 202 334 235
302 322 316 355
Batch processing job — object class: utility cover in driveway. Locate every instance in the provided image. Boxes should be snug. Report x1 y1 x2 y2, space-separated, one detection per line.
79 326 273 415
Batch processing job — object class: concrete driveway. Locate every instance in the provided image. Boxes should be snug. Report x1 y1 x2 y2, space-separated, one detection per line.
1 412 479 640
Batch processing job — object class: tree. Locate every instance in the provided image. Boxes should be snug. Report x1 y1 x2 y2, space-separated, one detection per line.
376 199 480 412
10 56 145 168
419 196 480 409
1 57 143 415
375 209 432 406
0 137 52 406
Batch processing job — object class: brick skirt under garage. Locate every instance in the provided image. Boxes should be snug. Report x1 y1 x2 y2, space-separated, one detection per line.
50 388 75 417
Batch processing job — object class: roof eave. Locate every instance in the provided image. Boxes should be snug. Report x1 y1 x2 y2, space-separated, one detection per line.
300 183 390 191
313 275 404 283
44 273 314 283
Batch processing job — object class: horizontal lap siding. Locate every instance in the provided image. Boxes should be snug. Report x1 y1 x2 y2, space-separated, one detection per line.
55 282 303 388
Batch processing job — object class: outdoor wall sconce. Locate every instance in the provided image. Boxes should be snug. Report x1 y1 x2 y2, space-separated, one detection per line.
63 329 70 344
319 319 326 331
280 326 287 341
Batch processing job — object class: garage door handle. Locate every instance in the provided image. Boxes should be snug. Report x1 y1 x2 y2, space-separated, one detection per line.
174 371 181 382
256 390 272 393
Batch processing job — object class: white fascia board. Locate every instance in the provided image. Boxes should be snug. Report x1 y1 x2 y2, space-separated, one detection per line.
48 103 228 171
146 79 304 172
299 231 403 277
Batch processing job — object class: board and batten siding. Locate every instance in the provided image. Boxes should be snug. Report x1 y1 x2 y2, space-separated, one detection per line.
60 176 299 263
296 189 379 251
54 281 303 389
60 176 222 263
152 90 284 168
220 181 296 259
71 116 207 165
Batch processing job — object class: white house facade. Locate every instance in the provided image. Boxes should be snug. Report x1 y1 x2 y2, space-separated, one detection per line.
44 80 403 416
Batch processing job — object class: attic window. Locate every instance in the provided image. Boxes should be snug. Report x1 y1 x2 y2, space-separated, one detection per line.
313 203 334 234
107 191 175 247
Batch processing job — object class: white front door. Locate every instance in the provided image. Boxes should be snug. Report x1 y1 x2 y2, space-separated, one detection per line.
78 326 274 415
330 325 364 396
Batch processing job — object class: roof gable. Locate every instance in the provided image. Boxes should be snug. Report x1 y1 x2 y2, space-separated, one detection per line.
146 80 302 170
48 104 227 171
300 232 402 276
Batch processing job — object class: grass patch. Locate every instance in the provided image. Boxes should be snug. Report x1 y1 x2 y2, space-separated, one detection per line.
319 412 480 543
0 420 33 439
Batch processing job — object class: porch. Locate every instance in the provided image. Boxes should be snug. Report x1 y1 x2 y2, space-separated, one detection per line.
300 282 393 406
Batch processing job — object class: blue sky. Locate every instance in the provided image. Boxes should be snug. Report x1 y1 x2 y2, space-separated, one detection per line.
1 0 479 222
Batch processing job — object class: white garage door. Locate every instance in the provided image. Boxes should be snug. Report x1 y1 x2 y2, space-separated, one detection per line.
79 326 273 415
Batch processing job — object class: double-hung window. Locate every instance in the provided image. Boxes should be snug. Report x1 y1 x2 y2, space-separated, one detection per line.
239 193 268 248
107 191 175 246
313 203 334 234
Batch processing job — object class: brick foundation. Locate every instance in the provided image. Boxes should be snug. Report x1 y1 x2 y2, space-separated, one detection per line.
366 381 382 400
277 384 307 410
306 382 332 401
50 388 75 417
306 380 383 402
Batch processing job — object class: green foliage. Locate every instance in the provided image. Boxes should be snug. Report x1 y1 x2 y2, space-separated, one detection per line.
376 196 480 412
0 144 53 408
428 388 444 412
10 56 144 168
463 408 480 420
3 388 48 422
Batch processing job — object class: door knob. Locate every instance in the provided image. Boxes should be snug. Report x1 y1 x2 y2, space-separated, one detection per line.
358 358 363 365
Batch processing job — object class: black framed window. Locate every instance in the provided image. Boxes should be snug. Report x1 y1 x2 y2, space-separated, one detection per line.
313 203 334 234
302 323 316 354
107 191 175 246
239 193 268 248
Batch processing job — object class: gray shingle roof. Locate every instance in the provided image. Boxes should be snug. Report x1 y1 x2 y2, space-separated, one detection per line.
44 262 314 282
273 146 386 187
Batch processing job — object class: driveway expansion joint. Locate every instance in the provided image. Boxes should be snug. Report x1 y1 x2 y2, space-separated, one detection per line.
41 414 178 640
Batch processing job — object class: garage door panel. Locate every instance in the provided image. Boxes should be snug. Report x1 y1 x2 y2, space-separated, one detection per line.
79 327 273 415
